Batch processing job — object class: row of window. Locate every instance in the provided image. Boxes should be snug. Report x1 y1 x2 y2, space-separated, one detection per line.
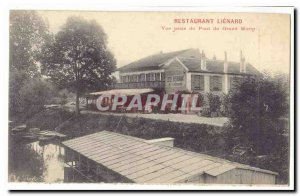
192 75 243 91
120 73 165 83
166 75 184 82
120 73 243 91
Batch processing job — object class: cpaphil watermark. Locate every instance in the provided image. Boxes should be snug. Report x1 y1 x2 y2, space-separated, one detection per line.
95 94 202 112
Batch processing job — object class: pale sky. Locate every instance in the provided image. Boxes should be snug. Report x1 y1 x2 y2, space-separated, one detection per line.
38 11 291 73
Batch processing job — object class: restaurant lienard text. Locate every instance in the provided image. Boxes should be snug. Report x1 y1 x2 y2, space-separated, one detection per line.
174 18 243 24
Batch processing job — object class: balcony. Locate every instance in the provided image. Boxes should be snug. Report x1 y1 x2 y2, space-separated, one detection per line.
113 81 165 89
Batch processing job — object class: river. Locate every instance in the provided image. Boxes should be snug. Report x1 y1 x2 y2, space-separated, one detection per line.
8 139 87 183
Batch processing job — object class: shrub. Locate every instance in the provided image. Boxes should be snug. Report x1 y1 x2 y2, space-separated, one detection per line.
207 93 221 116
19 79 55 115
228 78 288 154
220 93 230 117
9 70 29 115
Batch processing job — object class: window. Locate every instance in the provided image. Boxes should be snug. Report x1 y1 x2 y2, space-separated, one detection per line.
173 75 184 82
129 75 133 82
146 73 156 81
124 76 129 83
121 76 126 83
149 73 155 81
155 73 160 81
132 75 138 82
192 75 204 91
167 76 172 82
210 76 222 91
161 73 165 81
140 74 146 82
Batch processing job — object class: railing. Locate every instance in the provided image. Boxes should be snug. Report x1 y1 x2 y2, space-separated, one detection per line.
113 81 165 89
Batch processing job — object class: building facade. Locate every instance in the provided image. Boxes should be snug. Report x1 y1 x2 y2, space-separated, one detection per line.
115 49 261 94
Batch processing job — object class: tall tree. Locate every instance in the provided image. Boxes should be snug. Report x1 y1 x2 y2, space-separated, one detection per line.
228 77 288 154
10 11 50 77
40 16 116 115
9 11 51 115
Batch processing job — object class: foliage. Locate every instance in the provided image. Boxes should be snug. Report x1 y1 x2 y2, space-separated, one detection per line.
18 79 55 117
59 91 68 105
9 70 29 115
40 16 117 115
9 10 51 77
9 11 52 116
196 92 205 107
207 93 221 114
228 77 288 154
9 71 56 117
220 93 230 116
51 89 75 105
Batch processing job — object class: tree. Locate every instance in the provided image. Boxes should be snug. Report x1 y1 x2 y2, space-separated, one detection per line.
207 93 221 115
9 11 51 116
228 77 288 154
10 11 51 77
41 16 116 115
9 70 29 115
19 79 55 117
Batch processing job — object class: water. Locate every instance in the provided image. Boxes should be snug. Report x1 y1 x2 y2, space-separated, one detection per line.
9 139 66 183
9 138 100 183
31 141 65 182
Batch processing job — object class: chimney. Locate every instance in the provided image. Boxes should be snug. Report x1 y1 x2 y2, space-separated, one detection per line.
240 50 246 73
224 51 228 73
213 54 217 60
200 50 207 70
224 51 229 94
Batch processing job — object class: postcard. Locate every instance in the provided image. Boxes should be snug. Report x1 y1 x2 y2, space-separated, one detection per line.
7 7 294 190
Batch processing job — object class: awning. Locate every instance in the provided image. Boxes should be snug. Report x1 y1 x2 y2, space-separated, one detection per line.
88 88 155 97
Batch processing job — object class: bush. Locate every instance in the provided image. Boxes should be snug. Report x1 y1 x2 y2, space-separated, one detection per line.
58 89 75 105
9 70 29 115
220 93 230 116
19 79 55 115
9 70 57 117
228 78 288 154
196 92 205 107
207 93 221 117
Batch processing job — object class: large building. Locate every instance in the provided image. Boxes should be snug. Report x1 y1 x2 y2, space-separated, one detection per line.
115 48 261 94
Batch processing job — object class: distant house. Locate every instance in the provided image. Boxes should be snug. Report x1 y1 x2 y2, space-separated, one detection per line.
114 48 261 94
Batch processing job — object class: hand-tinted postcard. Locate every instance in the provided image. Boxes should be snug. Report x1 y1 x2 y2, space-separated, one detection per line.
8 8 294 190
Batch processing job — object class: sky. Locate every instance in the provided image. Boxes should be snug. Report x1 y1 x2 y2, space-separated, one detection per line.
38 11 291 74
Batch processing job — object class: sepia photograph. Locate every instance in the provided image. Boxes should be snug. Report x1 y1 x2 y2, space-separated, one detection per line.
7 8 294 190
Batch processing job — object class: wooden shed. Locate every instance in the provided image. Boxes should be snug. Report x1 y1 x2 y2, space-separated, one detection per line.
62 131 277 184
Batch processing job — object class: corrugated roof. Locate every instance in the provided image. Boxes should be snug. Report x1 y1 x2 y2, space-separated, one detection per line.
62 131 277 184
117 48 261 76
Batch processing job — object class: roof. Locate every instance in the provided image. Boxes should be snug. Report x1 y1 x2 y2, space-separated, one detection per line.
117 49 191 72
88 88 154 96
62 131 277 184
179 58 261 75
117 48 261 76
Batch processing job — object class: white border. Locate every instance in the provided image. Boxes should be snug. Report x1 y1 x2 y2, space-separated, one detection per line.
0 1 295 192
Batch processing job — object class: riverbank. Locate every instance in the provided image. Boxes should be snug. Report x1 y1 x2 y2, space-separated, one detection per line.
22 108 227 154
10 108 288 184
81 110 229 127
